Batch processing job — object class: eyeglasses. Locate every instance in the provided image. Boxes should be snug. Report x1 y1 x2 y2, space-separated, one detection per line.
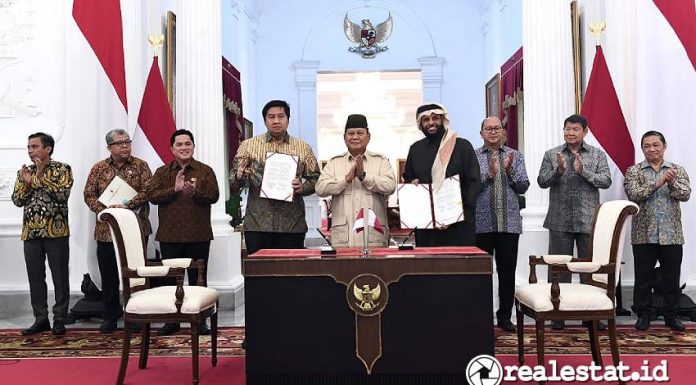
483 126 503 133
109 140 132 147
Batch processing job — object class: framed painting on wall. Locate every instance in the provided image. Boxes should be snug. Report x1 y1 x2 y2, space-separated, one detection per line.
485 73 501 118
166 11 176 113
243 118 253 140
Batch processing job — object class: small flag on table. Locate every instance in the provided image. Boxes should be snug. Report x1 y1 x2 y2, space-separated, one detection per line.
353 208 384 234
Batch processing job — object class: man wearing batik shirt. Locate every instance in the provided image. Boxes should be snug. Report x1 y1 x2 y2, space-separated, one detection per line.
12 132 73 336
537 114 611 330
475 116 529 332
402 103 480 246
230 100 320 255
83 129 152 334
149 129 220 336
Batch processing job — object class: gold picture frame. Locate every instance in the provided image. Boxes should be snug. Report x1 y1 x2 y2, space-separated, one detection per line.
485 73 501 117
166 11 176 113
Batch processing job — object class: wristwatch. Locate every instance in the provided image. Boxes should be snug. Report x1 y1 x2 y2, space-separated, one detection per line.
358 172 366 181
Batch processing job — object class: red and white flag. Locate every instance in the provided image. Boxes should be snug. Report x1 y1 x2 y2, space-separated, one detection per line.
134 56 176 166
353 208 384 234
72 0 128 112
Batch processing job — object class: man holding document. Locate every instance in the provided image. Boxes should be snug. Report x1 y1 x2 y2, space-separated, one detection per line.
401 103 480 246
231 100 320 255
83 129 152 333
316 114 396 247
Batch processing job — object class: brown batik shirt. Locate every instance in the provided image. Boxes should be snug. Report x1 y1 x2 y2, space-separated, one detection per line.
230 132 320 233
83 156 153 242
149 159 219 242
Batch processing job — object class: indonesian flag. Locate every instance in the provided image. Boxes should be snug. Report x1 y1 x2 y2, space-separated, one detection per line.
134 56 176 165
72 0 128 111
581 45 633 176
353 208 384 234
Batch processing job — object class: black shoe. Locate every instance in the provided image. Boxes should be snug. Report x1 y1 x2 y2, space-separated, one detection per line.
21 320 51 335
52 321 66 335
582 320 607 331
130 323 142 333
198 322 211 335
665 317 685 332
157 322 180 336
100 319 118 334
550 320 565 330
241 338 247 350
497 319 516 332
635 316 650 331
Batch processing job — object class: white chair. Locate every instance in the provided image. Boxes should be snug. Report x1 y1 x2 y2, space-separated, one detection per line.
98 208 219 385
514 200 638 372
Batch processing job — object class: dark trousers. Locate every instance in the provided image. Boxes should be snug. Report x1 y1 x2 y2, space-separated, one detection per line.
632 244 683 318
547 230 590 283
476 232 520 322
244 231 305 256
159 241 211 286
24 237 70 323
414 220 476 247
97 241 123 321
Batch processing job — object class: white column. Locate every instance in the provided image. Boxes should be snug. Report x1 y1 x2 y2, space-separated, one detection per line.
176 0 242 295
418 56 446 102
293 60 321 232
519 0 577 280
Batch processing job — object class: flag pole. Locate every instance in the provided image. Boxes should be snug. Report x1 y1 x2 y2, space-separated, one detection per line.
361 205 369 258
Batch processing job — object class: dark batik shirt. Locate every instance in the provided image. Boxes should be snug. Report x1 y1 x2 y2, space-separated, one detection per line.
230 132 320 234
475 145 530 234
624 160 690 245
149 159 219 242
83 156 152 242
537 142 611 233
12 160 73 240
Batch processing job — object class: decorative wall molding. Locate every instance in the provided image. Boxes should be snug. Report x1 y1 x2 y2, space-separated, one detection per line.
0 169 16 200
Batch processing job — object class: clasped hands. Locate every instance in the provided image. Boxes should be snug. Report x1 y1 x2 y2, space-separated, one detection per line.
556 151 583 175
174 168 197 197
345 156 365 183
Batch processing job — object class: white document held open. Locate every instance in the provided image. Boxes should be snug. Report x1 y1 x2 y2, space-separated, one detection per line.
260 152 298 202
397 183 433 229
98 175 138 206
432 176 464 227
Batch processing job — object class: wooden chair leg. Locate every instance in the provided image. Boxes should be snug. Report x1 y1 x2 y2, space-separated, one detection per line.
212 308 218 367
192 321 200 385
608 318 621 367
588 320 603 366
139 323 151 369
117 321 132 385
535 320 546 385
516 302 524 365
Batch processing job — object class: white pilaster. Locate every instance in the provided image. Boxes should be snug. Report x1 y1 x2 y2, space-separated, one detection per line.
176 0 241 292
417 56 446 102
519 0 577 280
293 60 321 231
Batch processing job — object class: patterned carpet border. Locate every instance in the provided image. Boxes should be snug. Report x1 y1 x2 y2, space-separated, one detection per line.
1 325 694 359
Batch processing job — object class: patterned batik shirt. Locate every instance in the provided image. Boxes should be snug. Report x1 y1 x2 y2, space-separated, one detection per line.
12 160 73 240
83 156 153 242
230 132 320 233
537 142 611 233
624 160 690 245
475 145 530 234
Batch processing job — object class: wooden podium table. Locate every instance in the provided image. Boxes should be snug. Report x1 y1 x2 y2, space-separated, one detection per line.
244 247 494 385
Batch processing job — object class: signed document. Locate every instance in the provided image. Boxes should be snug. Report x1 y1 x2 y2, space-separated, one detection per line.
98 175 138 207
260 152 298 202
397 176 463 229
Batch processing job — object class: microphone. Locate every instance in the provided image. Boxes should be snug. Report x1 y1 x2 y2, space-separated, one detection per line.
398 227 416 250
316 228 337 256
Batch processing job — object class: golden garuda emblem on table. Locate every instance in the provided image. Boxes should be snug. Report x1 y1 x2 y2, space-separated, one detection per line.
353 283 381 311
343 13 393 59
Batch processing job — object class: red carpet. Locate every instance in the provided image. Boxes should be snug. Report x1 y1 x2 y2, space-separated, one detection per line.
2 355 695 385
0 356 245 385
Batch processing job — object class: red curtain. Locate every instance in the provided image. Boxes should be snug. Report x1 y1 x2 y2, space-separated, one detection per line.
223 57 243 169
499 48 522 150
